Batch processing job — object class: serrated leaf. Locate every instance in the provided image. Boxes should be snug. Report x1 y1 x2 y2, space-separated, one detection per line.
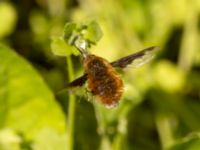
0 44 66 140
51 37 79 56
83 21 103 44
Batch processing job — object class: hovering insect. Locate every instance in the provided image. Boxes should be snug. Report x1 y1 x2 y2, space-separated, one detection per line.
68 41 159 108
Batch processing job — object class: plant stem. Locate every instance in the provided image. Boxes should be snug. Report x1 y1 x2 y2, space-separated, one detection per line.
67 56 76 150
155 114 174 149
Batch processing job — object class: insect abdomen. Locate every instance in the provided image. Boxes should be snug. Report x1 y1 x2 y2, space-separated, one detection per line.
84 55 123 107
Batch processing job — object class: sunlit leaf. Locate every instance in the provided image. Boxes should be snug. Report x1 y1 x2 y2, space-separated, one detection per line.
63 22 77 45
32 128 67 150
0 2 17 38
153 60 185 93
29 10 49 42
83 21 103 44
51 37 79 56
63 21 103 47
0 129 21 150
0 44 66 140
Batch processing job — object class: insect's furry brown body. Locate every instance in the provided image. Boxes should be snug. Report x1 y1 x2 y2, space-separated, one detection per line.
83 54 123 107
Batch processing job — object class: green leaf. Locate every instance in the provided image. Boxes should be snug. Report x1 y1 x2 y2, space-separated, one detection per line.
83 21 103 44
51 37 79 56
63 21 103 47
32 128 67 150
0 2 17 38
63 22 77 45
0 64 8 128
0 44 66 140
0 129 21 150
168 133 200 150
153 60 185 93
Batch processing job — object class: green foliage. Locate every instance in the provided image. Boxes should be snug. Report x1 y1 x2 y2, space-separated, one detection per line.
168 133 200 150
82 21 103 45
153 60 185 93
32 128 67 150
51 37 79 56
63 21 103 47
0 0 200 150
0 2 17 38
0 129 21 150
63 22 77 45
51 21 102 57
0 44 67 149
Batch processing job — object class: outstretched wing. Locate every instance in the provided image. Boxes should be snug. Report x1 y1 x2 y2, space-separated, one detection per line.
111 46 159 68
56 74 87 95
68 74 88 87
68 46 159 87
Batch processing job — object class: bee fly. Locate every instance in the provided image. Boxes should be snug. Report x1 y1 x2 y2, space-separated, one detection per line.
68 39 159 108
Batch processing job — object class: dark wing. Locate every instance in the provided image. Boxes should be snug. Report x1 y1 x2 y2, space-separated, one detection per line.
56 74 87 95
68 74 88 87
68 46 159 87
111 46 159 68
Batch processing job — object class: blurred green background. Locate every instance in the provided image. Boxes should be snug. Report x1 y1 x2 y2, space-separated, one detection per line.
0 0 200 150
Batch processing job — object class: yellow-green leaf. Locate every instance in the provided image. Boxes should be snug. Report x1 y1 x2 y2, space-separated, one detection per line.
0 44 66 140
51 37 79 56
